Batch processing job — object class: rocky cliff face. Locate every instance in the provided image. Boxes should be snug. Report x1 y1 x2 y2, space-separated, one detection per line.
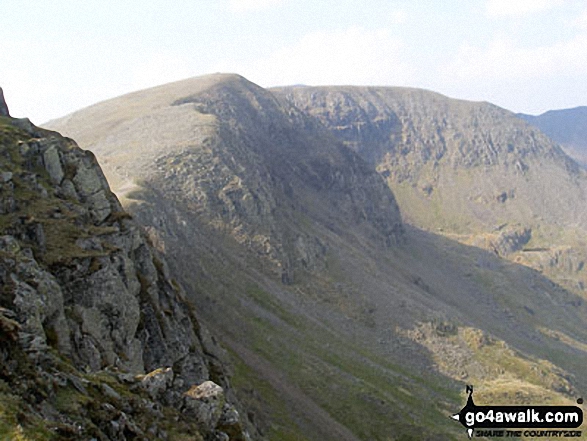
273 86 586 229
0 90 255 440
274 86 587 296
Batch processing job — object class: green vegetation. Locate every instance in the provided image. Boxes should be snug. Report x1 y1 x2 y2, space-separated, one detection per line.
231 283 461 440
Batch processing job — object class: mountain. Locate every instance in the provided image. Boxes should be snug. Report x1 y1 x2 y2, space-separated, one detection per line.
46 75 587 440
518 107 587 167
0 87 255 440
273 86 587 298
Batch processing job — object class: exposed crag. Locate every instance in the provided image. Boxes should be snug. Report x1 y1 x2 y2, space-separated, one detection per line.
0 90 255 440
47 74 403 284
273 86 586 230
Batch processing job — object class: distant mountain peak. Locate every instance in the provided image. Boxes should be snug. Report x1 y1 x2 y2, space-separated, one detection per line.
518 105 587 166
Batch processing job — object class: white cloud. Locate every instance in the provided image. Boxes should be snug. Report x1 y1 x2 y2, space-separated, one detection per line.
486 0 564 17
215 26 413 87
228 0 284 12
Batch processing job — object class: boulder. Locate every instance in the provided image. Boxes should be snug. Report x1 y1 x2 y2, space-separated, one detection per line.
183 381 226 433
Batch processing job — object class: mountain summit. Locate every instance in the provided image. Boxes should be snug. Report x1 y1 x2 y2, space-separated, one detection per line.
274 85 587 299
48 74 403 281
273 86 586 231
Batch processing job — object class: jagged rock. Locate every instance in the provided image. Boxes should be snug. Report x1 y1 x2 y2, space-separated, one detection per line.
218 403 249 441
140 367 175 399
42 144 65 184
0 87 8 116
1 235 70 356
46 74 404 287
37 74 587 441
273 85 587 236
183 381 226 433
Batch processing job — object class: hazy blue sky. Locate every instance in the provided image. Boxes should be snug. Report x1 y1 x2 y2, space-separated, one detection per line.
2 0 587 122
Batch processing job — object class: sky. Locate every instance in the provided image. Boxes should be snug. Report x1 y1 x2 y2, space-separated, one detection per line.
2 0 587 123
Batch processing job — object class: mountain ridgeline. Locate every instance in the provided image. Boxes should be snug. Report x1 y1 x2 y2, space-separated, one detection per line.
45 75 587 440
272 86 586 232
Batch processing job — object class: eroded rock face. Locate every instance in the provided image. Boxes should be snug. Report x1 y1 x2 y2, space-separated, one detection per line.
0 99 255 439
46 75 404 287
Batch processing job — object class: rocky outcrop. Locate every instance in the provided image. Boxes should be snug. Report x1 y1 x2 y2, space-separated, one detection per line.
489 225 532 257
518 107 587 167
0 87 8 116
0 96 255 439
40 74 587 441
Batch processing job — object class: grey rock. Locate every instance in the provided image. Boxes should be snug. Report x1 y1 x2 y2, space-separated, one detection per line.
183 381 226 433
0 90 255 441
101 383 122 401
43 145 65 184
72 156 105 195
490 226 532 257
59 179 79 200
140 367 175 399
1 171 12 183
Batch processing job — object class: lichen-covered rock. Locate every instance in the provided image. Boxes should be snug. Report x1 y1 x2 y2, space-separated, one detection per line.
140 367 175 400
42 143 65 184
183 381 226 433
